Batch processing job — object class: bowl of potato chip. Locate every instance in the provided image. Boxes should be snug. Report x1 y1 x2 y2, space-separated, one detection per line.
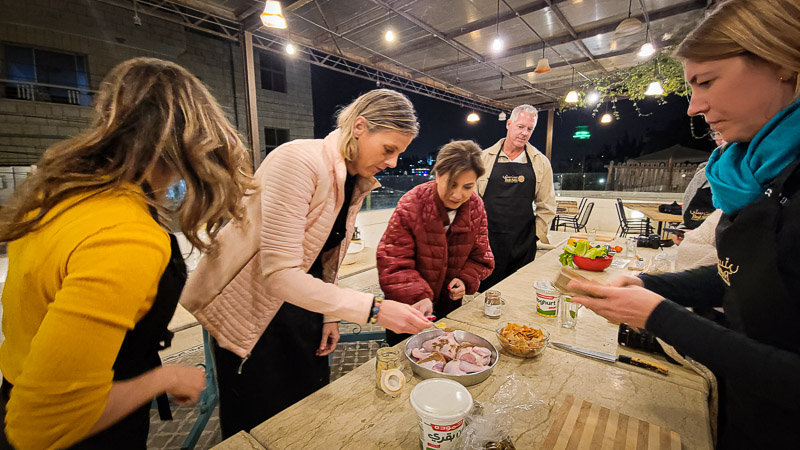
495 323 550 358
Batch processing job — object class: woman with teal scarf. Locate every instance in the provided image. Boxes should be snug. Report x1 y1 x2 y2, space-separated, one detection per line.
567 1 800 448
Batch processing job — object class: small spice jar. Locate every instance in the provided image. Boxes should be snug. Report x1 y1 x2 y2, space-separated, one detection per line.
484 290 504 318
376 347 401 389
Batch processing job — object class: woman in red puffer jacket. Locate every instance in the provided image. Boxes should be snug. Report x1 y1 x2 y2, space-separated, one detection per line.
377 140 495 345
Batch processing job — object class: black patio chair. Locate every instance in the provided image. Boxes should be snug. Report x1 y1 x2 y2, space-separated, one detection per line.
615 199 654 237
552 197 586 230
556 201 594 232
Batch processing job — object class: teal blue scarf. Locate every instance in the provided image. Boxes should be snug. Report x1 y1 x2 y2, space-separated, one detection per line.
705 98 800 215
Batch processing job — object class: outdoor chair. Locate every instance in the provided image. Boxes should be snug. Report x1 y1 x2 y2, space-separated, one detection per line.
552 197 586 230
615 199 654 237
555 201 594 232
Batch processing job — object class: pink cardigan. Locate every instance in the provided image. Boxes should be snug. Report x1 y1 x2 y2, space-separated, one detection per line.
179 130 378 358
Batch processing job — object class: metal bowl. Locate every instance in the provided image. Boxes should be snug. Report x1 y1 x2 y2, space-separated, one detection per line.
403 329 499 386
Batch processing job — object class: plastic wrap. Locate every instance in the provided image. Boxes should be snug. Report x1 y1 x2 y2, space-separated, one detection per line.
460 374 544 449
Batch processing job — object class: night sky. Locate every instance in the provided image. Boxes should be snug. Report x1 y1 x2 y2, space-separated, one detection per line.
310 65 716 166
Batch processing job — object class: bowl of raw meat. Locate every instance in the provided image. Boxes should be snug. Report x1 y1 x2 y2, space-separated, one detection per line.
404 329 499 386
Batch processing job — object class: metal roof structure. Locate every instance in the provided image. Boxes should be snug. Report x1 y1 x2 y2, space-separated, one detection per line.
109 0 713 114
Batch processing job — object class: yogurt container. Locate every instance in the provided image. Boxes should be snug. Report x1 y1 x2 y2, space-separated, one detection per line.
409 378 473 450
534 280 559 317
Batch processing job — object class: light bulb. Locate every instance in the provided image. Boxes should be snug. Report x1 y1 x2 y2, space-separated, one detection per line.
587 92 600 104
645 80 664 96
385 30 395 42
491 37 503 52
600 113 613 124
285 43 296 55
638 42 655 58
565 90 579 103
467 112 480 123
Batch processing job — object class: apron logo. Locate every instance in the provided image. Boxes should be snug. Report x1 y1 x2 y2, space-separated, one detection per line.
717 257 739 286
503 175 525 183
689 210 712 221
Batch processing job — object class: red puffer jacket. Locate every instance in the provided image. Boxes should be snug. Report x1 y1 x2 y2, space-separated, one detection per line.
377 181 494 314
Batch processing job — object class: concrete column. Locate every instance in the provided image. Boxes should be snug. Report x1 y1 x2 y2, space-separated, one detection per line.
241 30 261 170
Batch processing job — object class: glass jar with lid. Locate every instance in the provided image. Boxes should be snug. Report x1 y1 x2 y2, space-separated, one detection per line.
484 290 504 318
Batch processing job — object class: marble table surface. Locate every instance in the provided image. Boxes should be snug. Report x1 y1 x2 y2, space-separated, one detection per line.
215 238 711 449
248 320 711 449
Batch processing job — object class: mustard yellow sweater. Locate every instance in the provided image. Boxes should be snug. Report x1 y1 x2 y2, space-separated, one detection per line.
0 186 170 449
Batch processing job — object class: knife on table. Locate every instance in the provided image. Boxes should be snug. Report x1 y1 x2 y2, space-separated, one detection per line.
551 342 669 375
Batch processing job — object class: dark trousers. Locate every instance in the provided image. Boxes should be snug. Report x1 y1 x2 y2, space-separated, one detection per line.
213 302 330 438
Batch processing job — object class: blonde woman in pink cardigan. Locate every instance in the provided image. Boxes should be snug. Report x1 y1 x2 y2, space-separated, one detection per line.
180 89 431 436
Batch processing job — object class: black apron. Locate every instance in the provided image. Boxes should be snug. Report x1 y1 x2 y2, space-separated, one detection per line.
683 184 715 229
480 147 538 290
213 174 357 438
713 160 800 449
1 224 186 449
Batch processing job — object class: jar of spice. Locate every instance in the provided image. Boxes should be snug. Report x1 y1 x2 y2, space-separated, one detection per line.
484 290 504 318
376 347 401 389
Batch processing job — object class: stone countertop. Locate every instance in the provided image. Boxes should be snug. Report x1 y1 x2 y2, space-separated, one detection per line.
249 321 712 449
449 241 705 393
212 431 266 450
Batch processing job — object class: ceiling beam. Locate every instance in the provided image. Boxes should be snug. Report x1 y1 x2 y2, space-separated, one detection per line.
367 0 559 100
375 0 560 63
462 47 634 86
542 0 606 73
169 0 237 20
416 0 705 75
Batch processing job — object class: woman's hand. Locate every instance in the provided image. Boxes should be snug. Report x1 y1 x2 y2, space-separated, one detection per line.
316 322 341 356
411 298 434 316
448 278 466 300
567 279 663 329
376 300 432 334
161 365 206 404
607 275 645 288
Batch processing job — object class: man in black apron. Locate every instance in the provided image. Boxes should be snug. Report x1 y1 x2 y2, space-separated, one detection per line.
478 105 556 291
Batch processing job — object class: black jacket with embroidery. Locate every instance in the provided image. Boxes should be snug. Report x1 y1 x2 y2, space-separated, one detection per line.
639 162 800 449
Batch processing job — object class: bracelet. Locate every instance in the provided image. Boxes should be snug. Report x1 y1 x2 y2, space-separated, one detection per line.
369 296 383 324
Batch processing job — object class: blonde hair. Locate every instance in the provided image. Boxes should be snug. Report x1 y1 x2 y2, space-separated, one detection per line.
0 57 255 252
336 89 419 162
433 140 485 181
676 0 800 97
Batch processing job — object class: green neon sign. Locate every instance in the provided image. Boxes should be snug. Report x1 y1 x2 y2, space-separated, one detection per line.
573 125 591 140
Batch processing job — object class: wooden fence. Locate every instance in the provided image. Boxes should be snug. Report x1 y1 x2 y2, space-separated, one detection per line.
606 161 700 193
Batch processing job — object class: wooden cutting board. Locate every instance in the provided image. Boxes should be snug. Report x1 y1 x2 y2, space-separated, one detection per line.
542 395 681 450
570 233 615 242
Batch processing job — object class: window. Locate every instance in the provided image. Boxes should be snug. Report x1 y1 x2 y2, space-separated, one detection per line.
263 127 290 159
3 45 90 105
259 51 286 93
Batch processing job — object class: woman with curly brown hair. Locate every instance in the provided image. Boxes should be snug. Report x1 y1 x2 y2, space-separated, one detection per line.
0 57 254 449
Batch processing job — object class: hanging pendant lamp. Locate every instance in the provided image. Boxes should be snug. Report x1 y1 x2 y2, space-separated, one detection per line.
616 0 643 36
534 46 551 74
565 68 579 103
261 1 287 29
